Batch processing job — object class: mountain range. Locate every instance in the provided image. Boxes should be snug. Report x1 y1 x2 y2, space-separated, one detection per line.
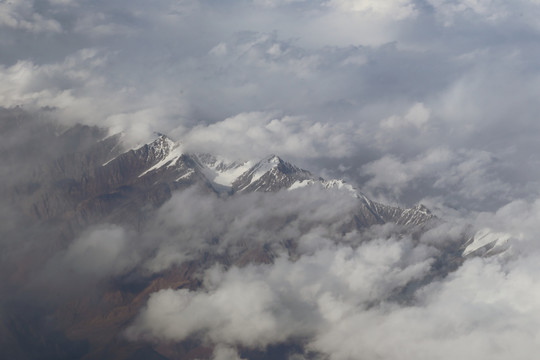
33 129 435 228
0 120 477 360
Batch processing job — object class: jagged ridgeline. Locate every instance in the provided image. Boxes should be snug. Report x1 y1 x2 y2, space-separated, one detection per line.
12 126 435 230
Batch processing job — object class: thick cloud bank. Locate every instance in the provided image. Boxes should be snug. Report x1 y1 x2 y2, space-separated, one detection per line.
124 194 540 359
126 222 540 359
127 238 435 346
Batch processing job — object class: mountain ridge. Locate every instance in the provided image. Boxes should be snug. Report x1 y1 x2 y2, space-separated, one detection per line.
104 134 436 229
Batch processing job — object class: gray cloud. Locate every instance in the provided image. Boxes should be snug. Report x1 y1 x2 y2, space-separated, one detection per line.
127 235 437 349
60 224 139 278
142 186 361 273
0 0 62 33
182 111 357 161
360 147 515 211
127 196 540 359
209 345 246 360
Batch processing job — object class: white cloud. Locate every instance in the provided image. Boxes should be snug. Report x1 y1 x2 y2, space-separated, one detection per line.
128 236 436 349
360 148 513 209
210 345 246 360
0 46 191 149
184 111 356 161
326 0 417 20
380 102 431 130
142 186 361 273
127 195 540 359
0 0 62 33
252 0 308 7
128 275 287 347
310 254 540 360
0 50 101 108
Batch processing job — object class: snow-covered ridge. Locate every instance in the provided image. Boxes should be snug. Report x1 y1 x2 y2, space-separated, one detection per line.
139 136 183 177
195 153 253 187
118 134 436 229
231 154 314 192
289 178 357 196
463 228 513 256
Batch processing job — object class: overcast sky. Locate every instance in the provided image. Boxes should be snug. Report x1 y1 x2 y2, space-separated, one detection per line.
4 0 540 213
4 2 540 358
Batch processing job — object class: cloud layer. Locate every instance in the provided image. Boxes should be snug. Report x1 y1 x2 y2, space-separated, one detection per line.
124 192 540 359
3 1 540 359
3 0 540 212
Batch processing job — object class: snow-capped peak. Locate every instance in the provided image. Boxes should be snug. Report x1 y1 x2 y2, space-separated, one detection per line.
289 178 363 199
248 155 284 183
265 154 281 163
148 134 176 156
139 135 184 177
231 155 314 192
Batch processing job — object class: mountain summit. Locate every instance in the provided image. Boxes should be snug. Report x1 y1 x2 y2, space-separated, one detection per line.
231 154 314 192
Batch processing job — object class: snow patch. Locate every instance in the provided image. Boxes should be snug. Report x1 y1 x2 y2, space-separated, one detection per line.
288 178 360 199
198 154 254 188
176 169 195 182
213 163 253 186
102 156 118 167
289 179 315 190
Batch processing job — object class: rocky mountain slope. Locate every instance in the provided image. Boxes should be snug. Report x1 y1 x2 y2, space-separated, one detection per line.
0 120 453 360
94 134 435 230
